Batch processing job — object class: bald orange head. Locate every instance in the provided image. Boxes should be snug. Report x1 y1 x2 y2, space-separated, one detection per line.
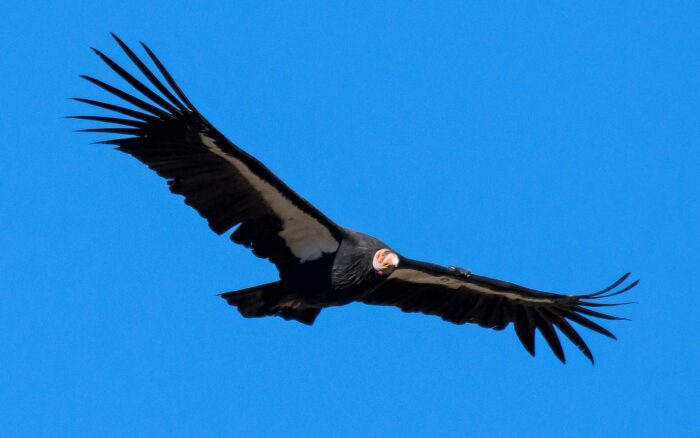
373 249 399 275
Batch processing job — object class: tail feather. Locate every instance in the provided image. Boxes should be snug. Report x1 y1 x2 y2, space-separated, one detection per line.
279 307 322 326
220 287 270 318
220 281 321 325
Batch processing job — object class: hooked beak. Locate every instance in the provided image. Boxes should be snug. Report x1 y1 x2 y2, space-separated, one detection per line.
386 252 399 269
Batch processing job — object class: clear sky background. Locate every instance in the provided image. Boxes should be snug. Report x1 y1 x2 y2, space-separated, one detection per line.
1 1 698 437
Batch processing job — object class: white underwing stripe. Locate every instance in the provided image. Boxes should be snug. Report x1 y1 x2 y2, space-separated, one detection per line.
391 269 556 303
200 133 339 262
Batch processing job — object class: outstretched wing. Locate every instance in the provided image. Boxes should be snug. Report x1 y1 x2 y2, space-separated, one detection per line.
71 34 343 272
361 258 638 363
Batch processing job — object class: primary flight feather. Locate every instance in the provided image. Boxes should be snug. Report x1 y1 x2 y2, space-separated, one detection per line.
73 35 637 363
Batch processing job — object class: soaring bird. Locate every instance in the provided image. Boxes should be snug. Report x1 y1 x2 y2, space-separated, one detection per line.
72 35 637 364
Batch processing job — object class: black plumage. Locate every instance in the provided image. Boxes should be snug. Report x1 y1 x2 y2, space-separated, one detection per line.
73 35 638 363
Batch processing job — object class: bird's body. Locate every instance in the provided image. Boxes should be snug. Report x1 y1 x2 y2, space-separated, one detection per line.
73 35 638 363
223 229 391 324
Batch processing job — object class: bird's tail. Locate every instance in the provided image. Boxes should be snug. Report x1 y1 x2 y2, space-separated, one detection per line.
219 281 321 326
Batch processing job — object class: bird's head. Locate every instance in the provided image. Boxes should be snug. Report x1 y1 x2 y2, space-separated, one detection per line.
373 249 400 276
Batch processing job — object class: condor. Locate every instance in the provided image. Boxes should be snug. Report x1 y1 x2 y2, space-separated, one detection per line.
72 35 637 364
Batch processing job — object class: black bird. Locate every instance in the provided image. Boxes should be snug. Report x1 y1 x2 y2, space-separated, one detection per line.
72 35 637 364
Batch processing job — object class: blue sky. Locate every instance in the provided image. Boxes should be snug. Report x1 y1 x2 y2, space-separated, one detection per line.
1 1 698 436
